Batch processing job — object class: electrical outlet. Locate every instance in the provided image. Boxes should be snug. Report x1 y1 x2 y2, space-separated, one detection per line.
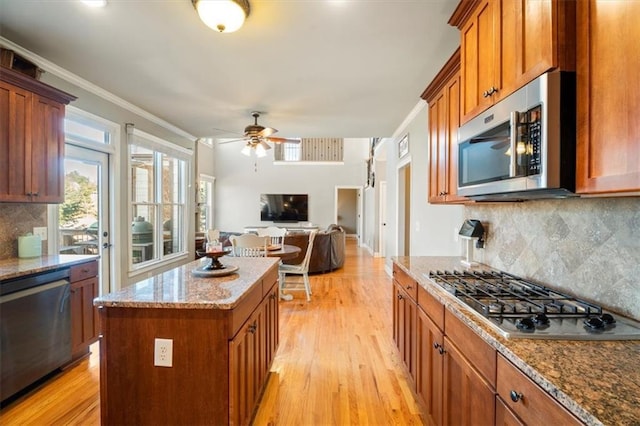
154 338 173 367
33 227 47 241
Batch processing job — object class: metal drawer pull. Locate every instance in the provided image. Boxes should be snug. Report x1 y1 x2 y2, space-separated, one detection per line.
510 390 524 403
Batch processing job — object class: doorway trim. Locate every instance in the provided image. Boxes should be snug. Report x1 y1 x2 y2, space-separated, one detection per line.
396 155 412 257
334 185 363 245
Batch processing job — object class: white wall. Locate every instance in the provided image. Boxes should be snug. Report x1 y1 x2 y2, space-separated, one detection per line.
214 139 369 232
379 101 464 272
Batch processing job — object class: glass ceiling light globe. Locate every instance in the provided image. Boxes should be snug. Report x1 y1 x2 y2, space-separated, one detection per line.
255 144 267 157
194 0 249 33
241 144 252 156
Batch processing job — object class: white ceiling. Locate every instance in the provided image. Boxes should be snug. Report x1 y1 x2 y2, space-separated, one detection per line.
0 0 460 140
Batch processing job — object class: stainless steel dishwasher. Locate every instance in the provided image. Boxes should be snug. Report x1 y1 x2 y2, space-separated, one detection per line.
0 268 72 402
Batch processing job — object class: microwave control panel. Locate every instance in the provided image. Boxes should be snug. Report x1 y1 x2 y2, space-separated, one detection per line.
527 105 542 175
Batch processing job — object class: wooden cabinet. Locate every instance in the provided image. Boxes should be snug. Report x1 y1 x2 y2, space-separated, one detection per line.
0 67 75 203
229 284 279 426
443 335 496 425
416 306 444 426
422 48 467 204
99 265 279 425
576 0 640 195
496 354 582 426
449 0 575 123
393 278 417 382
69 260 100 360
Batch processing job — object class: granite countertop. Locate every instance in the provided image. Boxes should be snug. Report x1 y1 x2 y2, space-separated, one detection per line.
0 254 99 281
393 256 640 426
94 256 279 310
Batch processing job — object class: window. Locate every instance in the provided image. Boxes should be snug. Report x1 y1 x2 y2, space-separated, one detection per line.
129 127 190 267
197 175 215 233
274 138 343 162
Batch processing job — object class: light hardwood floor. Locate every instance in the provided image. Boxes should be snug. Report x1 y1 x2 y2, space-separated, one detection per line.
0 239 425 425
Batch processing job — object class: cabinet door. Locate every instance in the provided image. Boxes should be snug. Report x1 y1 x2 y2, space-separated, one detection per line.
70 276 99 356
496 397 525 426
416 308 444 426
576 0 640 194
229 316 259 426
264 285 279 375
0 80 32 202
30 93 65 203
460 0 498 121
428 86 447 204
443 336 496 426
392 281 417 382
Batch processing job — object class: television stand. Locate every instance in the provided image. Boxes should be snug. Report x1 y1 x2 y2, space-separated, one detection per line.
244 224 319 233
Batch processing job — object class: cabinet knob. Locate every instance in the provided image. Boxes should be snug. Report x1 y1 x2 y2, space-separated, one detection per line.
433 342 441 349
406 285 412 290
482 90 489 98
32 192 38 196
248 322 257 334
510 390 524 403
397 294 403 300
438 346 446 355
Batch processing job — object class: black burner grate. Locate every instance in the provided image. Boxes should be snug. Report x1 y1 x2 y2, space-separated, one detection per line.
428 270 602 319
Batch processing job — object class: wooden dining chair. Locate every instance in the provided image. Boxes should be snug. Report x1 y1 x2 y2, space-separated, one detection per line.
229 234 268 257
278 230 317 301
257 226 287 247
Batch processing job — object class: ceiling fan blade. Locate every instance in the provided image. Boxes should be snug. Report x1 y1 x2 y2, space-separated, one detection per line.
266 137 301 144
218 138 248 145
259 140 272 150
258 127 278 137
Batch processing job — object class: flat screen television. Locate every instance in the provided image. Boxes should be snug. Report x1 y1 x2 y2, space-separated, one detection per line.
260 194 308 222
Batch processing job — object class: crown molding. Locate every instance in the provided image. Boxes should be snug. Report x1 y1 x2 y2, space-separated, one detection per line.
0 36 196 142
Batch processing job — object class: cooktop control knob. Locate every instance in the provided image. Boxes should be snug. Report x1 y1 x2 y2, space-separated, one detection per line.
515 317 536 331
584 316 605 330
600 313 616 325
532 313 550 325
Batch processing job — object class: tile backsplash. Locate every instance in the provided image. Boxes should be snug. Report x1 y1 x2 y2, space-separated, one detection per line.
0 204 48 260
465 197 640 320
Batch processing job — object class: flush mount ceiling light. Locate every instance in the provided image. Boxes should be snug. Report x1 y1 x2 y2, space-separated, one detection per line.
192 0 250 33
82 0 107 7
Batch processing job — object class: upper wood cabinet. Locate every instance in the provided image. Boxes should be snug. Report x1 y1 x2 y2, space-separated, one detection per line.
576 0 640 195
0 67 76 203
449 0 576 124
422 48 467 204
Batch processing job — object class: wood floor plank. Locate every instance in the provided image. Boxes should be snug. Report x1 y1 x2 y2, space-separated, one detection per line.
0 239 425 425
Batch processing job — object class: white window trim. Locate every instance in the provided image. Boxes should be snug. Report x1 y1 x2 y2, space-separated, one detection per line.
127 126 192 274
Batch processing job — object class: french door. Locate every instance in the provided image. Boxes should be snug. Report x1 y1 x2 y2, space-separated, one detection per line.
58 144 111 295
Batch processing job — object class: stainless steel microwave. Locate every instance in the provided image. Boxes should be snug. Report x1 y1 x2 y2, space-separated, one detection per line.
457 71 577 201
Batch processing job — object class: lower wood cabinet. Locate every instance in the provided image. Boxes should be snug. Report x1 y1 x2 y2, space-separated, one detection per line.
416 307 444 426
393 276 417 382
69 260 99 360
99 269 279 426
496 354 582 426
229 284 279 426
392 262 583 426
442 335 496 425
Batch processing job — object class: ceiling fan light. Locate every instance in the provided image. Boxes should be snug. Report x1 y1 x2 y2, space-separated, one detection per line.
255 143 267 157
193 0 250 33
241 144 252 156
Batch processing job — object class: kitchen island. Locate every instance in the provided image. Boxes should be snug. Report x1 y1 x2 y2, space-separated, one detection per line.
94 256 280 426
393 256 640 426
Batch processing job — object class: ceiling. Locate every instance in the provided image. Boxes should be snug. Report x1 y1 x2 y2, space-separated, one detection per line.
0 0 460 140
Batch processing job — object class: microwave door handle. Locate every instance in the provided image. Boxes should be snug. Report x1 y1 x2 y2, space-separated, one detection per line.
509 111 518 177
468 136 509 144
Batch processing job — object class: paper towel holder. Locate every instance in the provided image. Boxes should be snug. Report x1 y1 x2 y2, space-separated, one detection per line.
459 219 484 267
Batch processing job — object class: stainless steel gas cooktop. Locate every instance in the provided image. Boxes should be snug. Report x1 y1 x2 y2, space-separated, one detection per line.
427 269 640 340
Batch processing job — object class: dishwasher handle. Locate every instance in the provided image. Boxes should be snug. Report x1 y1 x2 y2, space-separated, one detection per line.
0 279 70 304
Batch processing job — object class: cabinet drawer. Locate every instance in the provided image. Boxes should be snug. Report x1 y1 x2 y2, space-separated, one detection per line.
497 354 582 425
70 260 98 282
417 284 444 331
393 264 418 302
445 310 496 387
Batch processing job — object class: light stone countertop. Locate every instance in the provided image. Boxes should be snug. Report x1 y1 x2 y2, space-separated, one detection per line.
94 256 280 310
0 254 99 281
393 256 640 426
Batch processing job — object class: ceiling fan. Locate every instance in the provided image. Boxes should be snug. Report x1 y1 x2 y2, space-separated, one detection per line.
219 112 300 157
